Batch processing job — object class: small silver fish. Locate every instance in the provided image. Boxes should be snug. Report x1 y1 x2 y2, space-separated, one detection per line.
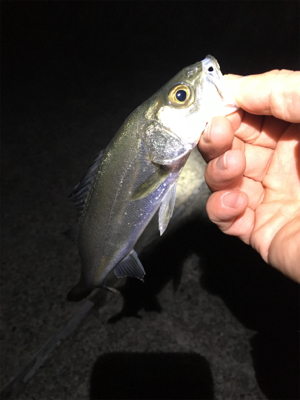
66 55 238 300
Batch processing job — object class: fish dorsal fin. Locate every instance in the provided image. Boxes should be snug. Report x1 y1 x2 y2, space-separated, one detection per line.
68 149 106 214
159 181 177 235
114 250 145 281
130 168 170 201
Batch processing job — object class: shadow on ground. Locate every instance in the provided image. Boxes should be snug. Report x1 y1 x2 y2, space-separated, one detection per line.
108 215 299 399
90 352 213 399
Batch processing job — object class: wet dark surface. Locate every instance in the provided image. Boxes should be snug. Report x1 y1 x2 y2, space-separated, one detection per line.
1 2 299 399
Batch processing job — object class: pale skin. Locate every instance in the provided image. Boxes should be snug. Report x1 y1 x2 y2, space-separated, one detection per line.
198 70 300 283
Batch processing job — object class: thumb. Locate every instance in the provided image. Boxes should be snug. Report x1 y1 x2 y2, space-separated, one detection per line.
225 70 300 123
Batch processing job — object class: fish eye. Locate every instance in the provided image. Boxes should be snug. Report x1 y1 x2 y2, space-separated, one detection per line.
168 84 193 107
176 90 187 102
208 66 214 72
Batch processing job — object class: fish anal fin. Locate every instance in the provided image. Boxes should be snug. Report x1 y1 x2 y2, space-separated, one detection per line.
114 250 145 281
159 181 177 235
130 168 170 201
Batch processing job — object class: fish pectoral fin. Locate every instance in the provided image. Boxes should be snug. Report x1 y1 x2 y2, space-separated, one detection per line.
159 181 177 235
114 250 146 281
130 168 170 201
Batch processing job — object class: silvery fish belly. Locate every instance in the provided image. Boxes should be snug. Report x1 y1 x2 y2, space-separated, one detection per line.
67 55 238 300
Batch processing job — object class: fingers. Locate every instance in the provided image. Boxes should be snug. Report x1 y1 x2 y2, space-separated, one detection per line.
206 190 254 244
205 149 245 191
199 112 277 186
226 71 300 123
198 69 300 267
268 216 300 283
262 123 300 197
234 112 290 149
199 116 234 163
244 143 273 181
205 146 267 210
199 114 274 191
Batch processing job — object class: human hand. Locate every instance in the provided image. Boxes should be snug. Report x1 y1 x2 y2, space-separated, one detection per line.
198 70 300 282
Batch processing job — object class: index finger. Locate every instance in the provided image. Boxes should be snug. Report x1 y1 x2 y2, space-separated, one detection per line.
225 70 300 123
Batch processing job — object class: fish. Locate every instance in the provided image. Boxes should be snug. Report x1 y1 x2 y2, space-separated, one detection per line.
66 55 238 300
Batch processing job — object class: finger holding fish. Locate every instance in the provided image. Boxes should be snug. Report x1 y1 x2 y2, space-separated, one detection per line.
205 149 246 192
199 116 234 163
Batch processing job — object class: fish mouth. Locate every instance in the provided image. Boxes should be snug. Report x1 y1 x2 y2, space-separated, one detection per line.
203 71 238 112
201 56 237 110
204 72 225 99
202 55 227 100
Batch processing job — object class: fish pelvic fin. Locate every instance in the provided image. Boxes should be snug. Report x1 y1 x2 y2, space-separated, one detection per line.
114 250 146 281
103 285 120 294
159 181 177 235
130 168 170 201
67 282 93 301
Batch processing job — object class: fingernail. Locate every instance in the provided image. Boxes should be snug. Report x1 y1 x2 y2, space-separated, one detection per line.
216 153 227 171
221 191 242 208
203 119 212 143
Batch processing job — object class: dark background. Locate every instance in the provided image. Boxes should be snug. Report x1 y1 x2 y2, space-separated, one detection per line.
1 1 299 399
